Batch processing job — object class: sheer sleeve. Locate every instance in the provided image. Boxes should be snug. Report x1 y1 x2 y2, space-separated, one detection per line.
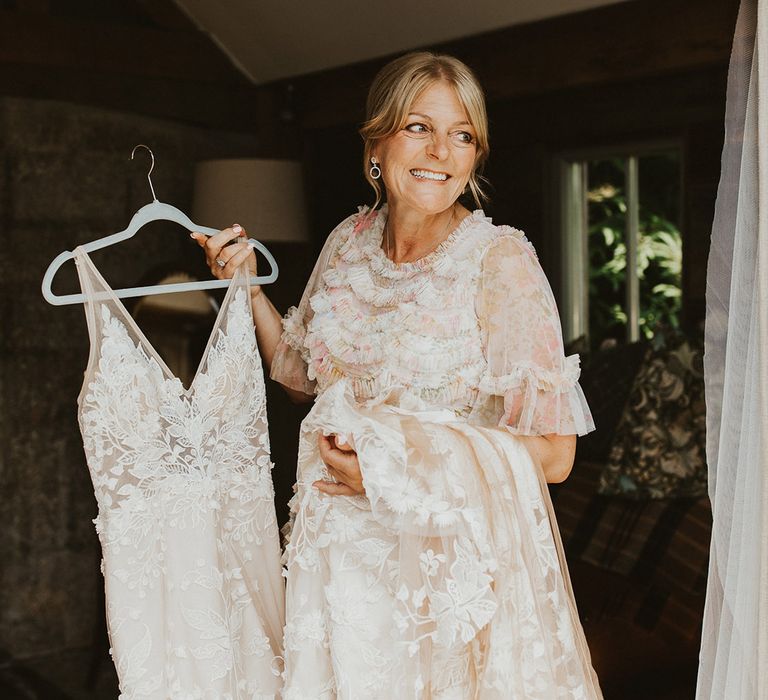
269 212 356 394
470 232 596 436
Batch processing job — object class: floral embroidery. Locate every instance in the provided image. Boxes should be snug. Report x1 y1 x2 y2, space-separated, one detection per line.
271 205 600 697
281 380 602 697
75 255 284 699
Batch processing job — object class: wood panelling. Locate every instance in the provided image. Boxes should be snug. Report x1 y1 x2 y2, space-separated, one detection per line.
0 9 243 83
0 62 264 131
283 0 739 130
0 2 271 131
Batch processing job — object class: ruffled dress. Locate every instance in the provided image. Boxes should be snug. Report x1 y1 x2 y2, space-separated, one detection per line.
270 204 601 699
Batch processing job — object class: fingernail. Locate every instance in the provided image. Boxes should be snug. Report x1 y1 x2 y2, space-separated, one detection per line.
232 224 242 233
189 232 196 238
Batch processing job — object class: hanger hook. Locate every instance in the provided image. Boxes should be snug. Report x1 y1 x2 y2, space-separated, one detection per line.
131 144 158 202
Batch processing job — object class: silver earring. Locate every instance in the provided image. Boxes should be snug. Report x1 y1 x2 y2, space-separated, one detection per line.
369 157 381 180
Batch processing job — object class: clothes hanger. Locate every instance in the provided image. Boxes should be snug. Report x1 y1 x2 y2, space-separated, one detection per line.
41 144 279 306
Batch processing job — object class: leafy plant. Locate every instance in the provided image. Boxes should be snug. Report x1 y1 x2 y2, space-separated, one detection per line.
586 159 682 349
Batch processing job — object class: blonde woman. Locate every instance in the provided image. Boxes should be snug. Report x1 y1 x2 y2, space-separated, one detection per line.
193 52 602 699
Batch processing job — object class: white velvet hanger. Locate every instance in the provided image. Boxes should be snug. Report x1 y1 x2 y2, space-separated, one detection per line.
41 144 279 306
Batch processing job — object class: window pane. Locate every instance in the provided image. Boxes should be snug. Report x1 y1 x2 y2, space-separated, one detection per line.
585 150 682 349
637 152 683 342
587 157 627 349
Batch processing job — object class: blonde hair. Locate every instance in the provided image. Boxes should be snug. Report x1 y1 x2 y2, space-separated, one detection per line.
359 52 490 210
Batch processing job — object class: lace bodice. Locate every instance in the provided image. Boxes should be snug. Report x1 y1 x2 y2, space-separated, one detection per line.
271 204 595 436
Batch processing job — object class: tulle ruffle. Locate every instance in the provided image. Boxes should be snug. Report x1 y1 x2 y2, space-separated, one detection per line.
269 306 318 395
269 340 317 395
271 204 595 437
471 354 595 435
298 205 505 406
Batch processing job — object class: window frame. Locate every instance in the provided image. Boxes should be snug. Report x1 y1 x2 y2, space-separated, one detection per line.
549 139 685 346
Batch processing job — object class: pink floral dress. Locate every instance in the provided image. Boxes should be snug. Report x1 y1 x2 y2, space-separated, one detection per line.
271 204 601 699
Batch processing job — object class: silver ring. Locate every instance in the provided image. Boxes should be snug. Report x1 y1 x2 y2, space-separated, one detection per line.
215 258 226 268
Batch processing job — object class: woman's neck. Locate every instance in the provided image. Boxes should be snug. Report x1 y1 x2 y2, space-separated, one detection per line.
383 201 470 263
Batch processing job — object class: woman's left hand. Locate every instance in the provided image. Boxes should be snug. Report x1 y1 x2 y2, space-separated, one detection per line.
314 434 366 496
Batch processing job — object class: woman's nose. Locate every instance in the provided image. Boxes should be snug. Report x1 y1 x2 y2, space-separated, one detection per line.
426 132 450 160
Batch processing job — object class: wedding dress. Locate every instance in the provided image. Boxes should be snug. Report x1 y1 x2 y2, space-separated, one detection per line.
74 250 284 699
271 205 603 699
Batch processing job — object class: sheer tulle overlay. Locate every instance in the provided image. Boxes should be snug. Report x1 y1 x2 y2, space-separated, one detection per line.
272 206 602 698
281 380 601 698
75 252 285 698
698 0 768 696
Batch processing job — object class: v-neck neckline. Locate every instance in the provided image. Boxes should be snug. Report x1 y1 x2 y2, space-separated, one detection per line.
76 248 249 397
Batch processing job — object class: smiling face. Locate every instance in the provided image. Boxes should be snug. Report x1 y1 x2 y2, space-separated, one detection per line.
372 80 478 217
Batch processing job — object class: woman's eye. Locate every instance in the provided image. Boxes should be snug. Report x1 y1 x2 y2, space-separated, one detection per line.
454 131 474 144
405 122 429 134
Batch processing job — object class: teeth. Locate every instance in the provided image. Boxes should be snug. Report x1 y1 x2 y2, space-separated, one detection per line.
411 169 448 181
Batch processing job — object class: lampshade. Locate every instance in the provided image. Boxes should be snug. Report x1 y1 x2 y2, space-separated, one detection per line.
192 159 309 242
134 273 216 315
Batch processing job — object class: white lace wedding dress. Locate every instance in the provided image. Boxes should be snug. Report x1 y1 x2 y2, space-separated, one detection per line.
74 251 284 699
271 205 603 699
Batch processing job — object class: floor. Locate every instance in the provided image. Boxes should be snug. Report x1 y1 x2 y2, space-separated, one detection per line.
0 647 118 700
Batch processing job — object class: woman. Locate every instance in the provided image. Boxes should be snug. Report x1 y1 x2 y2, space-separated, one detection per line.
193 52 601 699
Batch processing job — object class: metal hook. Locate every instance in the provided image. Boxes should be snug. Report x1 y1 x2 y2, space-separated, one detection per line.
131 144 158 202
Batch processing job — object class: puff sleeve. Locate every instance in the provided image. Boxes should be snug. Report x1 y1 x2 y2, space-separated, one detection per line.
470 231 596 436
269 213 355 394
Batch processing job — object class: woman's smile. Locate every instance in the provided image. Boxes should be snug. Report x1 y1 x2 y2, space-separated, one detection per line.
410 168 451 182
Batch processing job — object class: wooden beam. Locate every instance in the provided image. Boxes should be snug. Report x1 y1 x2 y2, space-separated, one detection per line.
0 62 263 131
0 9 249 85
284 0 739 129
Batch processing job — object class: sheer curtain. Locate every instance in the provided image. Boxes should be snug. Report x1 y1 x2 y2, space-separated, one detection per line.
698 0 768 697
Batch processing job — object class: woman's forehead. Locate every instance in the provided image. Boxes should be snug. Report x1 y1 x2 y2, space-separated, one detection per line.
409 82 471 123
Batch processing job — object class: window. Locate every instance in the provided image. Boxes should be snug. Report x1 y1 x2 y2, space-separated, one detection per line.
556 143 683 350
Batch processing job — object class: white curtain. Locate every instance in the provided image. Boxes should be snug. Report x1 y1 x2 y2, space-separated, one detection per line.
698 0 768 696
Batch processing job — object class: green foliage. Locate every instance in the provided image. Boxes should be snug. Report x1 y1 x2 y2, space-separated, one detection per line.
586 173 682 347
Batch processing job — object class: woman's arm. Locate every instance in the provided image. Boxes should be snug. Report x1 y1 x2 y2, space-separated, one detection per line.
518 433 577 483
249 287 314 404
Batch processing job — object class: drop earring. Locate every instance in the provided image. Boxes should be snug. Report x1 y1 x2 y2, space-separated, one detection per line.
369 157 381 180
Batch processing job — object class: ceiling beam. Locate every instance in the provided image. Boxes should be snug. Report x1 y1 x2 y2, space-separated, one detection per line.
0 5 270 131
0 61 266 131
0 9 249 85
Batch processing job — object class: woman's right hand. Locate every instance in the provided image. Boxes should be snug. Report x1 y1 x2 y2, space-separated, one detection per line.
190 223 259 290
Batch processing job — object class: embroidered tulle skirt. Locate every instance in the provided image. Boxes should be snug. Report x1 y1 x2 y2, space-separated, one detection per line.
280 380 603 699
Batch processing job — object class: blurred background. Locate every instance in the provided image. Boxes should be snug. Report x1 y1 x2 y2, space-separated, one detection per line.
0 0 738 697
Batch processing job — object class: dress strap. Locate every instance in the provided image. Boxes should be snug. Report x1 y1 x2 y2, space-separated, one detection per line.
73 247 109 328
73 246 112 405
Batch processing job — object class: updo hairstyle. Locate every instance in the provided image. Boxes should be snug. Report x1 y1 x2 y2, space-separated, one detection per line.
359 52 490 210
